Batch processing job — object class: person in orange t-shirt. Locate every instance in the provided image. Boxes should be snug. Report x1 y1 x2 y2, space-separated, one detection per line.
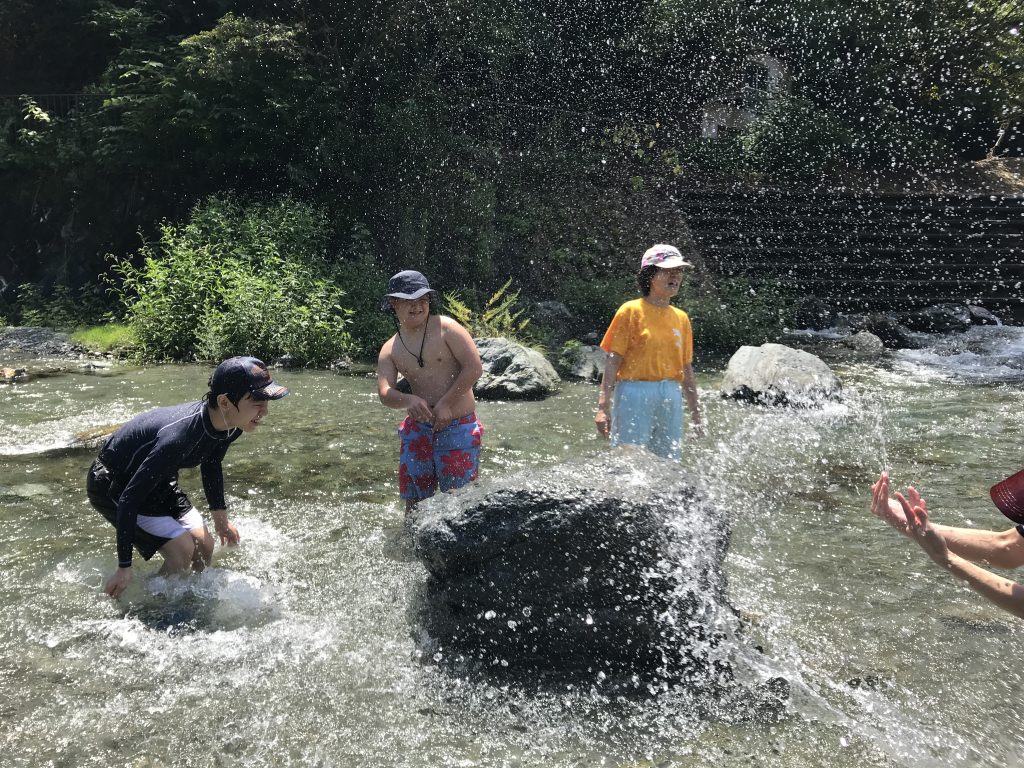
595 244 704 460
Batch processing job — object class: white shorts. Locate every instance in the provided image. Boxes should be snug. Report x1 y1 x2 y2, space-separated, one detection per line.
137 507 205 539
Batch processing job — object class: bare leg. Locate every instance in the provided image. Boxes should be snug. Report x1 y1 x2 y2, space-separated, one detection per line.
158 532 198 575
190 524 215 572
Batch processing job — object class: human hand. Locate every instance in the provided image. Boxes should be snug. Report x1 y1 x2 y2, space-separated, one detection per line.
104 567 132 599
431 401 453 432
595 407 611 439
405 396 434 424
690 420 706 438
216 520 240 547
895 487 951 569
870 472 926 537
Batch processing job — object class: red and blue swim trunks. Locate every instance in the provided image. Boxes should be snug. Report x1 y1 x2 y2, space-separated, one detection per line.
398 413 483 500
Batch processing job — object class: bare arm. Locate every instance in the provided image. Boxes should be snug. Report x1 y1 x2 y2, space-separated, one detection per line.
377 340 433 421
681 363 704 437
595 352 623 438
433 317 483 421
891 482 1024 619
871 473 1024 568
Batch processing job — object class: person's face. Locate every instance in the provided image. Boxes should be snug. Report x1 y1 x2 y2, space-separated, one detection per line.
390 296 430 328
649 267 685 299
218 393 270 432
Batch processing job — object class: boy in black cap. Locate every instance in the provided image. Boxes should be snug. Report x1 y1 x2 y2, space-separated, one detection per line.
86 356 288 598
870 470 1024 618
376 270 484 516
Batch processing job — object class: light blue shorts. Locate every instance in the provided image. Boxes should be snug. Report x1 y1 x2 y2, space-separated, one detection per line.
612 379 684 460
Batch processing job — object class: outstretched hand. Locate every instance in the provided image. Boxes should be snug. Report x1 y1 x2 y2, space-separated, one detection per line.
870 472 912 536
894 486 952 569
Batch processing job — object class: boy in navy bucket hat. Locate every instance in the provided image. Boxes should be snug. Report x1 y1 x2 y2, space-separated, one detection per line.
869 469 1024 619
376 270 484 522
86 356 288 598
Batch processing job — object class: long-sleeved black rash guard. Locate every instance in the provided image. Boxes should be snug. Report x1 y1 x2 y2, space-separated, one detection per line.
98 401 241 566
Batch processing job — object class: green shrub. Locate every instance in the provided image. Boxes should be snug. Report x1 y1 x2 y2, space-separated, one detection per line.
331 224 394 360
679 276 796 355
15 282 110 329
113 194 353 365
443 279 534 344
741 96 855 181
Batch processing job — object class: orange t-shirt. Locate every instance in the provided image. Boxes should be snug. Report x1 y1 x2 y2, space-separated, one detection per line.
599 298 694 383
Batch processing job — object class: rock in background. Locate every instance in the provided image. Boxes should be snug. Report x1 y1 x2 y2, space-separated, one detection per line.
474 337 561 400
720 343 842 406
410 450 741 691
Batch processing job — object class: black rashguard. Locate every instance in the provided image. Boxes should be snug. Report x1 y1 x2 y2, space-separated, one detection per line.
97 401 242 567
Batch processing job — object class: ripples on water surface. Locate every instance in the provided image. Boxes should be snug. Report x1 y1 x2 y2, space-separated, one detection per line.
2 328 1024 767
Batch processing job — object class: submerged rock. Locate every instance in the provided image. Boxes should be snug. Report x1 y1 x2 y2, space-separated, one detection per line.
720 343 841 406
410 450 766 699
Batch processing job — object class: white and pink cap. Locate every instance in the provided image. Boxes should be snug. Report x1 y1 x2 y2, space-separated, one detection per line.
640 244 692 269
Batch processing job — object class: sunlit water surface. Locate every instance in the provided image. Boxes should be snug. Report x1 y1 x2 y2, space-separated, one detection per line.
2 328 1024 767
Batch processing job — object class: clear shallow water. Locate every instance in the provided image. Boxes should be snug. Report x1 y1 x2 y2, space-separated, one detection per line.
2 330 1024 767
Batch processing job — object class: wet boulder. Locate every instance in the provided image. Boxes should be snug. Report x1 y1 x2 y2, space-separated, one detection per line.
411 451 737 688
838 331 886 359
851 313 921 349
720 343 841 406
556 343 606 383
474 337 560 400
900 303 973 334
967 304 1001 326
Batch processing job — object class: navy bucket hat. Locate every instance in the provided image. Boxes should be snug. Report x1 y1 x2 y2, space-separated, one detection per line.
381 270 437 311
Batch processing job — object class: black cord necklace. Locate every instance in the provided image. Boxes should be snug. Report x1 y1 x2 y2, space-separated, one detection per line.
397 322 427 367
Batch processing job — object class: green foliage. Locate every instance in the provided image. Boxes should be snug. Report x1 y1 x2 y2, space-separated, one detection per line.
70 323 138 353
330 225 393 360
678 276 797 355
113 195 353 364
14 283 110 329
741 95 856 181
443 279 534 344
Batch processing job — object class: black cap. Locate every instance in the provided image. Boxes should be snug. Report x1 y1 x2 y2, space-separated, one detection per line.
381 270 436 311
209 356 288 401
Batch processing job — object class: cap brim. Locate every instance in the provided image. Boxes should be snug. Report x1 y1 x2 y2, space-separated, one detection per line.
252 383 289 400
991 469 1024 524
380 288 436 311
652 257 692 269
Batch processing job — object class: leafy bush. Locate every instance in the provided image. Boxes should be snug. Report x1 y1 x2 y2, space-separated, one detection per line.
15 282 110 329
443 279 535 346
741 95 856 181
331 224 394 360
113 195 353 365
679 276 796 356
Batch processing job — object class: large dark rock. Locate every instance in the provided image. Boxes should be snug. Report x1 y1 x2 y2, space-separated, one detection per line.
474 337 561 400
848 313 921 349
899 303 973 334
410 451 747 692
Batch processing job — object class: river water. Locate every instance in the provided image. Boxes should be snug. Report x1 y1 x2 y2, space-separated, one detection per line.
2 327 1024 767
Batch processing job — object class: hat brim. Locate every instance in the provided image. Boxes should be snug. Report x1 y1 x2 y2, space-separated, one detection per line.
991 469 1024 524
380 288 436 311
650 256 692 269
251 383 289 400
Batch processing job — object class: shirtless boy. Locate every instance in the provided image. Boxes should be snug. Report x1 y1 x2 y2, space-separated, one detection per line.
376 270 484 513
